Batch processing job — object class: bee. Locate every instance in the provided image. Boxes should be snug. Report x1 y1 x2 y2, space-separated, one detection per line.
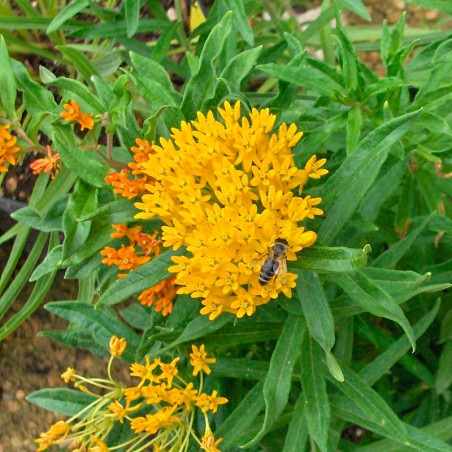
258 238 288 286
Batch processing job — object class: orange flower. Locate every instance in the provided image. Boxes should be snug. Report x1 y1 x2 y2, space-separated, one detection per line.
138 276 177 316
105 169 147 199
60 99 94 130
0 124 20 172
29 145 61 179
129 138 155 175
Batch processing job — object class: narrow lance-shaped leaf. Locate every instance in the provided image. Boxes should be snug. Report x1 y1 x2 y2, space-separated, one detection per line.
241 315 306 447
289 245 369 273
47 0 89 34
181 12 233 118
216 380 265 449
282 395 309 452
296 270 343 381
223 0 254 45
360 299 440 387
0 35 17 119
27 388 96 417
300 335 331 452
125 0 140 38
328 366 409 443
331 270 416 350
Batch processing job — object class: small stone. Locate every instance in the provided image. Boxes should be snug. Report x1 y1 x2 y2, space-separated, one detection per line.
5 177 17 193
15 389 25 400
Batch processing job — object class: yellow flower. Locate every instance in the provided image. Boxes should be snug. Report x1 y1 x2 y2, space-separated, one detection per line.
159 357 180 388
35 421 70 450
135 101 327 319
189 344 216 376
201 427 223 452
61 366 76 383
109 335 127 357
196 390 228 413
89 435 109 452
104 399 140 423
130 356 161 385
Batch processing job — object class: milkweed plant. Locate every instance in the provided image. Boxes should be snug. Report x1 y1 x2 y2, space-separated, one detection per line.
0 1 451 451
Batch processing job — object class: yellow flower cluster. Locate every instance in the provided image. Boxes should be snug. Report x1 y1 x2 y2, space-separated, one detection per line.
0 124 20 172
36 338 225 452
135 101 327 319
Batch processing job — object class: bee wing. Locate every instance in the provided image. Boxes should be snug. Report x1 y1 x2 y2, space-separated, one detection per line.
275 258 287 284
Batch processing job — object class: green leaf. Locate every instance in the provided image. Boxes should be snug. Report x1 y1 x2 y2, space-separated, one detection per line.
360 300 440 386
152 22 178 63
212 358 268 380
242 315 306 447
80 197 137 224
52 126 107 188
47 76 104 113
282 395 308 452
62 179 97 260
300 335 331 452
70 18 169 39
30 245 63 282
218 46 262 93
181 12 233 117
125 0 140 38
333 26 359 93
0 35 16 119
152 314 232 357
46 0 89 34
372 214 432 268
61 222 112 268
26 388 96 416
216 380 265 449
329 367 409 443
358 416 452 452
346 104 362 155
96 248 182 307
330 271 415 351
203 322 283 348
403 0 452 14
0 232 47 321
337 0 371 21
258 63 344 97
0 233 58 340
435 341 452 395
223 0 254 45
363 77 408 100
56 45 98 80
45 301 141 362
359 160 406 222
39 325 108 357
296 270 342 381
433 38 452 63
288 245 369 273
319 109 422 243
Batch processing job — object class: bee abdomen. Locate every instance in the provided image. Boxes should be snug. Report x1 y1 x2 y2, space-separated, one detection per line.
259 259 276 286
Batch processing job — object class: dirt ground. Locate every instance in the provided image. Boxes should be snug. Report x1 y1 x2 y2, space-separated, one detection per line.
0 0 446 450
